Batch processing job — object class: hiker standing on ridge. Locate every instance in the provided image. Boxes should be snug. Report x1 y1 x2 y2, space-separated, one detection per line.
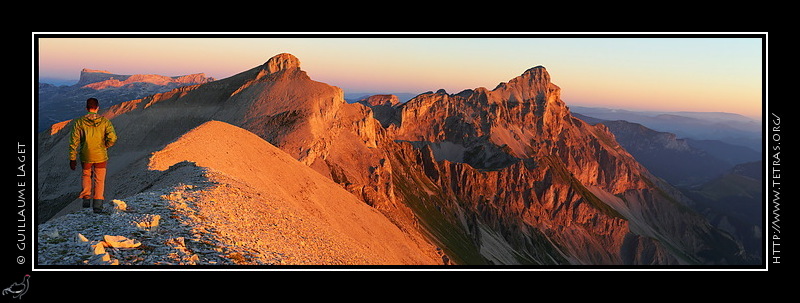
69 98 117 213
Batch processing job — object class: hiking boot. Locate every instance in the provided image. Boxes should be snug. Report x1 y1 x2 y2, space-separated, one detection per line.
93 199 105 214
83 198 91 208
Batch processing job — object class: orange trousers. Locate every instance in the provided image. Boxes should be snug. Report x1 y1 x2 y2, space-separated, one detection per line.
79 161 107 200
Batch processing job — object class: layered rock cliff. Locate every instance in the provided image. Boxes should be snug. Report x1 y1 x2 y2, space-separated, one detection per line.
77 68 215 89
377 65 750 265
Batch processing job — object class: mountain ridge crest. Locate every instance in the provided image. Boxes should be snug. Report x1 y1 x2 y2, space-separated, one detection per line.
77 68 215 89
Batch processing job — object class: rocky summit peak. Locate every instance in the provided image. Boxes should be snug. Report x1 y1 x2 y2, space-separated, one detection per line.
521 65 550 82
265 53 301 73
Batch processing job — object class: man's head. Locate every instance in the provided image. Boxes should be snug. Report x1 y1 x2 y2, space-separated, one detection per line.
86 98 99 112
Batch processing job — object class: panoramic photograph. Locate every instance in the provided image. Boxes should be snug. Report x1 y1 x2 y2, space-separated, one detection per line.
28 34 766 270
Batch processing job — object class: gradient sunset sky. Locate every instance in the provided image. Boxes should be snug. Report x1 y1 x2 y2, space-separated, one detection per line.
35 34 765 119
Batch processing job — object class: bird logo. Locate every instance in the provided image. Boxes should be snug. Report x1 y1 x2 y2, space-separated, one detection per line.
2 274 29 299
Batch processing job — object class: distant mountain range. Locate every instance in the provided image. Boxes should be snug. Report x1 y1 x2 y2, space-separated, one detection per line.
574 113 761 187
570 106 762 153
346 92 419 104
37 68 215 132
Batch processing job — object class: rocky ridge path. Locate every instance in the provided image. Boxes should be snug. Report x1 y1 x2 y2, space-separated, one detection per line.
37 163 389 266
39 164 234 266
38 119 443 266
